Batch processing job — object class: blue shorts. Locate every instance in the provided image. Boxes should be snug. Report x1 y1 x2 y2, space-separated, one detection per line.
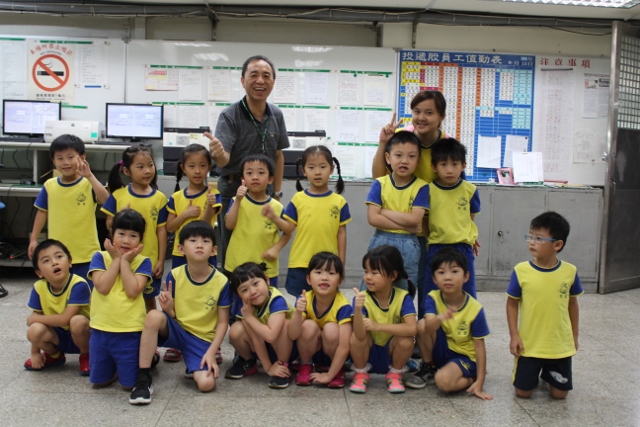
368 342 392 375
513 356 573 391
143 277 161 298
367 230 420 287
285 267 310 297
172 255 217 270
71 262 93 289
53 327 80 354
433 328 476 378
89 329 141 388
425 243 477 299
158 312 213 374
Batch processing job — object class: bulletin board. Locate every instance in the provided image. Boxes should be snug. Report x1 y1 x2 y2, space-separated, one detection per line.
125 40 397 178
397 49 536 183
0 36 126 128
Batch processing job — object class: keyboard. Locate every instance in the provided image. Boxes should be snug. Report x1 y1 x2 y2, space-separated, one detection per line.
0 137 45 143
95 140 141 146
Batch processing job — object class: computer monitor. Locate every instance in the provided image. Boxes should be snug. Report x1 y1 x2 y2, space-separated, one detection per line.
105 103 163 141
2 100 61 136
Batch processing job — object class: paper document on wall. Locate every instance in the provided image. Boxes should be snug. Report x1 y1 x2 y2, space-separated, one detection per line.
280 107 298 133
207 69 231 101
365 110 391 143
504 135 529 168
274 72 297 104
303 72 329 104
163 105 178 127
207 104 225 133
337 73 360 105
336 109 360 142
364 74 389 106
303 109 328 134
177 104 204 128
476 135 502 168
179 68 203 101
145 67 178 91
582 73 609 119
76 43 108 87
513 152 543 182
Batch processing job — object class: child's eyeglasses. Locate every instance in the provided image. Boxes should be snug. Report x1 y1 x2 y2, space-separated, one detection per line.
524 234 557 244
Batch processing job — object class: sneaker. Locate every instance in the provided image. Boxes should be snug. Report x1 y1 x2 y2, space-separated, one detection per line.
129 378 153 405
151 348 160 368
295 363 313 386
184 368 194 379
405 362 437 389
386 371 406 394
268 364 291 389
215 348 223 364
79 353 90 376
163 348 183 363
404 358 419 373
224 356 258 379
349 372 369 393
24 352 66 371
327 368 346 389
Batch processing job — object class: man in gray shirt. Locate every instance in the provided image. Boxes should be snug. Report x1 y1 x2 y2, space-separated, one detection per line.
207 55 289 271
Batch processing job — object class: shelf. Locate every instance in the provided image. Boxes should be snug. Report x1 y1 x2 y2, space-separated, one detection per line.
0 185 41 197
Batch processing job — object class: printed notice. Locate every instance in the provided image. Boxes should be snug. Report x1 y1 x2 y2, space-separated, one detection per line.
513 151 543 183
280 107 299 132
337 73 360 105
177 104 205 128
303 72 329 105
145 67 178 91
364 110 390 143
207 104 225 133
476 135 502 169
179 68 203 101
303 108 329 133
582 73 609 119
504 135 529 168
207 69 231 101
75 43 108 87
274 71 297 104
364 74 389 106
336 109 360 143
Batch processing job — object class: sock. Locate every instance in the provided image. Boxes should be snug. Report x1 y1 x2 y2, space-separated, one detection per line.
389 366 403 374
353 363 370 374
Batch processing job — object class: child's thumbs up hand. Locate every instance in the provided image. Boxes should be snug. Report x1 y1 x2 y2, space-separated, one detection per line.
295 290 307 312
353 287 366 309
186 198 201 218
236 180 247 200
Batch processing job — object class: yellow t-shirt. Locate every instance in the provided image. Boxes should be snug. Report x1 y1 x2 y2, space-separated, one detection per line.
236 287 291 324
283 190 352 268
34 177 100 263
356 288 416 347
166 187 222 256
427 179 480 246
166 265 231 342
301 290 352 329
225 195 283 278
88 251 152 332
28 274 91 330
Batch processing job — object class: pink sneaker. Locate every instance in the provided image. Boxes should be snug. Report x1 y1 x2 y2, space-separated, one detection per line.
386 371 405 394
349 372 369 394
295 363 313 386
327 368 346 389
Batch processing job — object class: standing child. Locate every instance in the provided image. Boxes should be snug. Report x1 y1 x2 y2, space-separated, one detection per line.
350 245 417 394
269 145 351 297
88 209 153 389
406 247 492 400
288 252 352 388
165 143 222 364
24 239 91 375
102 146 168 317
507 211 582 399
425 138 480 299
225 153 291 287
225 262 293 389
365 130 428 289
129 221 230 404
28 134 109 286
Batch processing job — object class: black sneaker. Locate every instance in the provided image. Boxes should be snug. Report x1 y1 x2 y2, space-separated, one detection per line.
268 374 291 389
224 356 258 379
129 377 153 405
404 362 437 390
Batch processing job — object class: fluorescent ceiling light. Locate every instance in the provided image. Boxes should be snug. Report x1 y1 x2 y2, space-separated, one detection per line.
500 0 640 8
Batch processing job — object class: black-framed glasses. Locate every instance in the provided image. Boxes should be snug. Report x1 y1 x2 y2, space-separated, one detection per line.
524 234 557 244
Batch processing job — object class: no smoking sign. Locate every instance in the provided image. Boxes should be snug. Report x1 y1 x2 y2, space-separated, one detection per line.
28 41 75 102
32 54 70 92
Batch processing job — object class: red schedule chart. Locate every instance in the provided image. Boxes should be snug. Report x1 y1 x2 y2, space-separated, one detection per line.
398 50 535 182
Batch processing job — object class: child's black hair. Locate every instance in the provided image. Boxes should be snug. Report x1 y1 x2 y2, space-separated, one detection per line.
240 153 275 178
410 90 447 119
49 134 85 158
178 220 216 245
307 252 345 280
107 145 158 193
175 144 213 192
229 261 269 295
362 245 416 297
430 247 469 275
386 130 421 154
530 211 570 252
242 55 276 80
295 145 344 194
111 209 146 240
430 137 467 165
32 239 72 271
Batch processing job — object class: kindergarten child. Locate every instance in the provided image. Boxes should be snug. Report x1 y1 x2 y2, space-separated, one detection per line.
350 245 417 394
225 262 293 389
425 138 481 299
129 221 230 405
507 211 583 399
88 209 153 390
29 134 109 285
365 130 428 288
225 153 291 286
268 145 351 297
288 252 352 388
24 239 91 375
406 247 492 400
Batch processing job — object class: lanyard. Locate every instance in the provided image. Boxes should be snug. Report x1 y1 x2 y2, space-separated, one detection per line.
241 98 270 153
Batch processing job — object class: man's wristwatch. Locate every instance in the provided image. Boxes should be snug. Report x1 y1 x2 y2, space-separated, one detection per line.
271 191 283 198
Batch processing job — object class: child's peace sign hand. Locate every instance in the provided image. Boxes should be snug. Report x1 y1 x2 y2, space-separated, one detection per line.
185 199 202 218
379 112 402 145
158 280 174 313
295 290 307 312
236 180 247 200
76 156 92 178
353 287 366 309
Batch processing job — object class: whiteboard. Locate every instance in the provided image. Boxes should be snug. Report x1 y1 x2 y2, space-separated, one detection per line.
125 40 397 178
533 55 609 186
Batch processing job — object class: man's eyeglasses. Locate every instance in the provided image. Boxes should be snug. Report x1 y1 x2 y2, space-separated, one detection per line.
524 234 557 244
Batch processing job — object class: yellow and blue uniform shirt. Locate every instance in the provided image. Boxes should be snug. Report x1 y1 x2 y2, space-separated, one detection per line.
353 288 416 347
365 175 429 234
166 187 222 257
283 190 351 268
427 179 480 246
236 286 292 324
507 260 583 359
424 290 490 362
34 177 101 263
299 290 353 329
101 185 168 268
88 251 152 332
225 195 284 279
28 274 91 329
165 265 231 343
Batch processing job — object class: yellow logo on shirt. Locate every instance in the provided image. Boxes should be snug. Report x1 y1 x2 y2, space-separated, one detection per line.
205 296 217 309
408 195 415 209
457 197 468 210
264 218 274 230
457 320 468 336
150 207 159 221
559 283 569 298
330 205 340 219
77 192 87 206
393 314 401 324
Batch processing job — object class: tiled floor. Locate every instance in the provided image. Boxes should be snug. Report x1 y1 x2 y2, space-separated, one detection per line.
1 267 639 427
